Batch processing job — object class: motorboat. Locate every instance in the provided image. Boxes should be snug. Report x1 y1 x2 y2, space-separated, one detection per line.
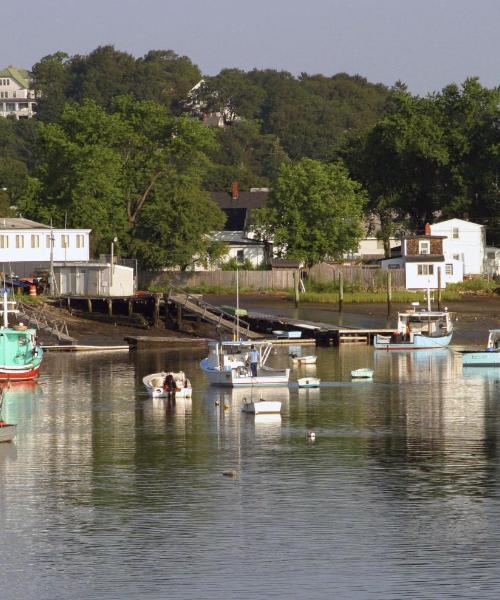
461 330 500 367
0 292 43 380
297 377 321 388
200 341 290 386
374 302 453 350
142 371 192 398
241 398 282 414
273 330 302 339
289 354 317 365
351 368 374 379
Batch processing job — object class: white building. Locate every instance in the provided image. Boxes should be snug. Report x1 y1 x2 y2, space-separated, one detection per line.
381 232 463 289
0 66 36 119
430 218 485 275
0 218 90 277
53 262 135 297
484 247 500 278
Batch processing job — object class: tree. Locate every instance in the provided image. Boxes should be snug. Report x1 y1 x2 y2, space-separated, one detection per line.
31 52 71 122
253 158 366 266
19 96 226 268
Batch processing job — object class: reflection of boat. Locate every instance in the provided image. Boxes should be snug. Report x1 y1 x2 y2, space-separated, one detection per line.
242 398 281 414
273 330 302 339
461 330 500 367
290 354 317 365
0 292 43 380
351 368 373 379
204 385 289 410
200 341 289 386
297 377 321 388
143 371 192 398
374 302 453 350
0 386 16 442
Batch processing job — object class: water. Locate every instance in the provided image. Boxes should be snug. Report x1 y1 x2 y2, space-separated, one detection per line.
1 345 500 599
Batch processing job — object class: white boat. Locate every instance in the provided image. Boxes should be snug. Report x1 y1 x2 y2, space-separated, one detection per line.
461 330 500 367
273 330 302 339
142 371 192 398
241 398 282 414
351 368 374 379
374 301 453 350
297 377 321 388
200 341 290 387
290 354 317 365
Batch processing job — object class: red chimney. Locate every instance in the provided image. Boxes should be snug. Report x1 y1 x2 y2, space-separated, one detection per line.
424 223 431 236
231 181 239 200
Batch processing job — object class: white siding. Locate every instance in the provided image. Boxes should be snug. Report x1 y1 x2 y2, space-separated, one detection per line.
430 219 485 275
0 228 90 263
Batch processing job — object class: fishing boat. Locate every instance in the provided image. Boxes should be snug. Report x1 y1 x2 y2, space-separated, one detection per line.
200 341 290 386
351 368 374 379
0 386 16 442
0 291 43 380
297 377 321 388
241 397 282 414
289 354 317 365
142 371 192 398
374 301 453 350
461 330 500 367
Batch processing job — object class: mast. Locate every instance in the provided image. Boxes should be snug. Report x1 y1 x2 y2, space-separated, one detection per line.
2 290 7 328
236 266 239 341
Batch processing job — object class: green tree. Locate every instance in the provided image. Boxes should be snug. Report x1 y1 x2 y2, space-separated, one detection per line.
253 158 365 266
19 97 226 268
31 52 72 122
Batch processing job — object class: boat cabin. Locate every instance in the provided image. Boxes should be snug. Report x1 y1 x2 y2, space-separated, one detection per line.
394 306 453 341
486 330 500 350
204 341 272 372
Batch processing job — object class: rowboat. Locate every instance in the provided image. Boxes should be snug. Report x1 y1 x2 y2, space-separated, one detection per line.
290 354 317 365
351 368 374 379
297 377 321 388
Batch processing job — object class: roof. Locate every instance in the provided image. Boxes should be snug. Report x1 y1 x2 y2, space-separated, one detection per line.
0 66 30 89
0 218 51 230
404 234 446 240
431 218 484 230
212 191 269 209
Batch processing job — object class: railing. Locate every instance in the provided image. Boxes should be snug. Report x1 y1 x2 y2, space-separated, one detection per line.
17 300 72 342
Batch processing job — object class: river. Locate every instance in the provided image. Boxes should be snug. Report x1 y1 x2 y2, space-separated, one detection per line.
0 345 499 599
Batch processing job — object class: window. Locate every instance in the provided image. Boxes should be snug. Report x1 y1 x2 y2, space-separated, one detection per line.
236 250 245 262
418 240 430 255
417 264 434 276
61 235 69 248
15 235 24 249
445 264 453 275
31 234 39 248
46 235 53 248
0 235 8 249
453 254 460 260
12 92 16 98
452 227 459 239
76 234 85 248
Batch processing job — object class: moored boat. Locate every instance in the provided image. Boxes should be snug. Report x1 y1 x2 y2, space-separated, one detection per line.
461 330 500 367
290 354 317 365
241 398 282 414
143 371 192 398
200 341 290 386
297 377 321 388
351 368 374 379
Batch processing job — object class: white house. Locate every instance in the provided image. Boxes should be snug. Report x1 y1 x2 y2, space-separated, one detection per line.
0 218 90 277
0 66 36 119
381 230 463 289
430 218 485 275
484 247 500 277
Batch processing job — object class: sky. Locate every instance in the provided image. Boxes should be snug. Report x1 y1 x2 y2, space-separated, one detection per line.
4 0 500 94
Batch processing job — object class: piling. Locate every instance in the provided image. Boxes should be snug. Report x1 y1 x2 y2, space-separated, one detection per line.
386 271 392 317
293 270 300 308
338 272 343 313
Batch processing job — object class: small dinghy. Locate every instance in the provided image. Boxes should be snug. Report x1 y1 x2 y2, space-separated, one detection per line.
351 368 374 379
290 354 317 365
143 371 192 398
297 377 321 388
241 398 282 414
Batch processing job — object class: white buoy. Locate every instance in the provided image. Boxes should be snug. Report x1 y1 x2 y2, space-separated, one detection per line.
307 431 316 441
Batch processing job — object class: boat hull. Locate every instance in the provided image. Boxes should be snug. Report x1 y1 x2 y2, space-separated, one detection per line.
373 333 452 350
200 359 289 387
242 400 281 414
297 377 321 388
0 363 41 381
351 369 373 378
462 351 500 367
143 372 192 398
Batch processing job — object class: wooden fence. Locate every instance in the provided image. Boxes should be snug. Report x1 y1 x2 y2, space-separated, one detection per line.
141 263 406 291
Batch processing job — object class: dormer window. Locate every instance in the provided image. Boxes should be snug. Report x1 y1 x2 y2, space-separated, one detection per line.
452 227 459 239
419 240 430 255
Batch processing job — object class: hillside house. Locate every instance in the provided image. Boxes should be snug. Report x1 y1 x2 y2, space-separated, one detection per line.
0 66 36 119
430 218 485 275
381 226 463 289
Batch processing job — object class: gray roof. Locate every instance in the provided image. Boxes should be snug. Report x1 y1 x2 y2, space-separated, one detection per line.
212 191 269 209
0 218 51 230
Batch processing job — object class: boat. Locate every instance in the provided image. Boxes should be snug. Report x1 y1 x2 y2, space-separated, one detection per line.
0 386 16 442
297 377 321 388
0 291 43 380
142 371 192 398
461 330 500 367
351 368 374 379
200 341 290 386
273 330 302 339
374 301 453 350
289 354 317 365
241 397 282 414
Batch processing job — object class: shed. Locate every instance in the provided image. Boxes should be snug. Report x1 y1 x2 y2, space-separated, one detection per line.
52 262 135 297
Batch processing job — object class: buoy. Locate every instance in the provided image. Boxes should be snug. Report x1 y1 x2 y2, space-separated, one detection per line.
307 431 316 441
222 470 238 478
214 400 220 406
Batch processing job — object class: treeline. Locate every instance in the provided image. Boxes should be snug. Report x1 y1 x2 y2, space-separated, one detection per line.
0 45 499 269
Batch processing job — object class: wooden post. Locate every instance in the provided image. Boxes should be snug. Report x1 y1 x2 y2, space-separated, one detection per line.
437 267 442 311
128 299 133 316
293 270 300 308
87 298 92 313
339 271 344 312
153 294 161 328
386 270 392 317
107 298 113 316
177 305 183 329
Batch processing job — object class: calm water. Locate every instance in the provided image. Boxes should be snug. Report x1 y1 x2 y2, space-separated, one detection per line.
1 345 500 599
